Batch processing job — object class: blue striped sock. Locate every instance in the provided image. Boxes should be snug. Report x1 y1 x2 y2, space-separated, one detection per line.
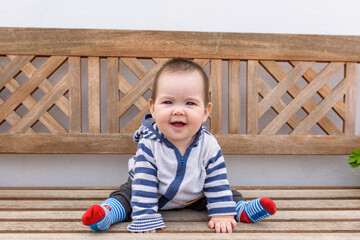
235 198 275 223
88 198 126 231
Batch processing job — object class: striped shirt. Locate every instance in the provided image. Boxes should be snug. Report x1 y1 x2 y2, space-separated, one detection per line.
127 114 236 232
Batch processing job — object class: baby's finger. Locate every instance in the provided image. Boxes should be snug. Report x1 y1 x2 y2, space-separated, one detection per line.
208 220 215 229
215 222 221 233
226 222 233 233
220 222 227 233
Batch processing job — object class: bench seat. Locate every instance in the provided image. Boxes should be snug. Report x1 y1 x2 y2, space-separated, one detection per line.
1 187 359 239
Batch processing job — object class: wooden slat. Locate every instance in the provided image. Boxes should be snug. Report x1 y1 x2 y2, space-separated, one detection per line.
291 80 346 135
0 133 359 154
2 189 360 200
8 77 68 133
1 233 359 240
119 74 148 111
260 60 343 135
69 57 82 133
1 210 360 222
259 61 314 117
215 134 360 154
261 62 344 135
246 60 259 134
209 59 222 134
0 56 67 123
121 58 148 79
2 199 359 211
0 97 34 133
1 28 360 61
87 57 101 133
0 133 137 154
1 221 359 233
0 55 34 89
107 57 119 133
121 105 149 133
344 63 357 135
228 60 241 134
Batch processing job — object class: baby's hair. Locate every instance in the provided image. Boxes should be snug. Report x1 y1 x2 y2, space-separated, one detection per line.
151 58 210 104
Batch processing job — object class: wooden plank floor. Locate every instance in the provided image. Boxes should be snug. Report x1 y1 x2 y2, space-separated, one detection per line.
0 187 359 239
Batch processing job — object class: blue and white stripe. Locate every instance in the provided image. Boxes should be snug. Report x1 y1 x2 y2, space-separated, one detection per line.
235 198 272 223
127 216 165 232
204 150 236 217
102 198 126 223
88 198 126 231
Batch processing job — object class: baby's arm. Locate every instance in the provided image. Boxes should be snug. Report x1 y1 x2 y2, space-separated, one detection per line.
208 215 237 233
127 142 165 233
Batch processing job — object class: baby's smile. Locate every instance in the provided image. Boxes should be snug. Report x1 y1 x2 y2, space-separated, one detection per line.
170 121 186 128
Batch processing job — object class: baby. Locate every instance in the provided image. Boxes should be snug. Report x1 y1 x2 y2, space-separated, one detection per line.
82 58 276 233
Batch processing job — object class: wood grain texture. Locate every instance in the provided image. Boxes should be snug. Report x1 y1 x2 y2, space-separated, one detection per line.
0 133 359 154
258 61 314 117
0 65 67 133
209 59 222 134
344 63 357 135
0 187 359 238
0 56 67 123
246 60 259 134
107 57 120 133
87 57 101 133
261 62 345 134
1 28 360 61
291 80 346 135
7 55 70 117
260 60 343 135
69 57 82 133
8 77 68 133
0 233 359 240
0 55 34 89
228 60 241 134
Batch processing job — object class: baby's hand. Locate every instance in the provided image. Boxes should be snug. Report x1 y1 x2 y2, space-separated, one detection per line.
208 215 237 233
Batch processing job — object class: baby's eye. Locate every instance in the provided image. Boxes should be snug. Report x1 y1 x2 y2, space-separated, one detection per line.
163 101 172 105
186 102 196 106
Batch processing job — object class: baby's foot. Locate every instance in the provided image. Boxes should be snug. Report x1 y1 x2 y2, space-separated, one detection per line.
235 198 276 223
82 198 126 231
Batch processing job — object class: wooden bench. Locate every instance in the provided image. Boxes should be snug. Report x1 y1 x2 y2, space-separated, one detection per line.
0 27 360 239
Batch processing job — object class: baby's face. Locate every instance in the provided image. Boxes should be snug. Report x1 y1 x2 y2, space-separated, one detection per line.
149 70 211 149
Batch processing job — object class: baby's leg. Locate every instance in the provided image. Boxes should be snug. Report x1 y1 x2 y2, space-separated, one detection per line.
82 179 132 231
232 190 276 223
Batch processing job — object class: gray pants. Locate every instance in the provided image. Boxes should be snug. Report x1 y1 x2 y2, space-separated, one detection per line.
109 178 245 221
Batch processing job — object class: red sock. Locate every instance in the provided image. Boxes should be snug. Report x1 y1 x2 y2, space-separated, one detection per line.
240 198 276 223
82 205 106 226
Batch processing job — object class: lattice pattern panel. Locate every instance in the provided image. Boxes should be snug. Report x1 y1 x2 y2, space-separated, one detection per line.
1 56 357 136
0 55 81 133
247 60 357 135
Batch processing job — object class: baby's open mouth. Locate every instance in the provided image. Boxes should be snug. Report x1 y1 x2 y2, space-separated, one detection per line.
171 121 186 127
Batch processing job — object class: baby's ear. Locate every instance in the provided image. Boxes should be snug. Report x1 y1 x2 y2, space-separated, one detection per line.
149 99 155 115
203 102 212 123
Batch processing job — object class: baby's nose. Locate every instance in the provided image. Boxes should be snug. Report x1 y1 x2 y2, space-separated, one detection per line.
172 107 185 115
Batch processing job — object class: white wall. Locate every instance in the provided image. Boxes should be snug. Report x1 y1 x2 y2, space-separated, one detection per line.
0 0 359 187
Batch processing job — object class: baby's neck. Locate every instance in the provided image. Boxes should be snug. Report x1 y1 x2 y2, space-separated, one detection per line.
171 135 196 156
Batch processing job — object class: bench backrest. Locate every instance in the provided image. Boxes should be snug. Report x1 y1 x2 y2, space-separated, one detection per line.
0 27 359 154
